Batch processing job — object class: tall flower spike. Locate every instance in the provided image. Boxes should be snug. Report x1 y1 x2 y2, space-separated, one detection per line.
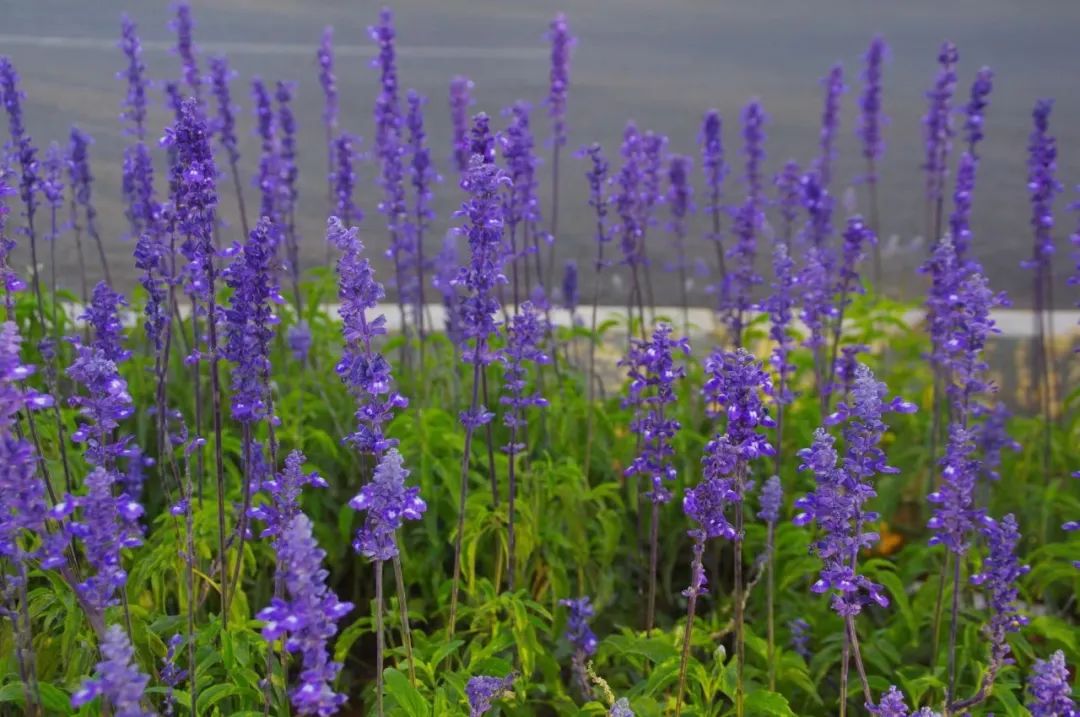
406 90 436 317
1024 99 1059 276
969 513 1029 675
276 81 302 302
466 674 516 717
546 13 574 149
449 76 475 175
251 78 278 224
172 4 200 100
559 596 598 656
71 625 152 716
667 154 694 322
1027 651 1077 717
332 132 361 227
500 301 550 454
775 160 801 246
258 513 353 717
317 26 338 191
350 448 426 561
118 15 149 140
69 128 112 287
963 67 993 156
700 109 727 266
858 36 887 172
331 217 408 455
562 260 578 314
923 42 959 220
1 57 40 244
82 281 131 364
250 449 327 540
767 240 797 407
222 217 282 424
209 56 240 168
817 63 845 186
616 122 643 271
622 323 689 504
160 634 186 717
723 101 766 344
758 475 783 524
794 364 916 616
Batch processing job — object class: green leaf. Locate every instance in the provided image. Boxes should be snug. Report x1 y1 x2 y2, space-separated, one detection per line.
604 634 678 665
197 684 240 714
384 668 430 717
745 690 797 716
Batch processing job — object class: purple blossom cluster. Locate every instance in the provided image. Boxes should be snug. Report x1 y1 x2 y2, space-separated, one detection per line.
251 449 328 540
350 448 426 561
449 76 475 175
969 514 1029 674
500 301 550 453
467 673 516 717
560 596 599 656
71 625 152 716
1027 651 1077 717
546 13 574 149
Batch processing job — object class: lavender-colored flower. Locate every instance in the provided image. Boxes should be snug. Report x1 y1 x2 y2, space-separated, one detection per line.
466 673 516 717
562 260 578 313
251 78 278 223
758 475 783 523
331 217 408 455
615 123 643 270
799 245 835 354
816 64 845 186
133 228 168 353
610 698 635 717
160 634 186 717
546 13 574 149
68 128 106 257
350 448 426 561
700 109 727 254
222 217 282 424
118 15 149 140
62 466 144 614
858 36 887 170
68 339 135 469
500 301 550 453
1 57 39 226
963 67 993 156
723 102 767 342
317 26 338 174
949 151 977 262
667 154 694 284
406 90 436 290
869 686 910 717
469 112 495 164
639 130 667 232
927 424 981 554
332 132 361 227
287 321 311 363
172 4 200 99
833 343 869 400
1027 651 1077 717
560 596 599 656
0 176 25 312
789 618 811 659
276 81 301 293
453 141 509 383
163 98 217 304
794 364 916 616
921 234 962 370
500 101 543 268
121 137 157 241
1024 99 1060 276
943 272 1003 414
775 160 801 245
449 76 474 175
258 512 353 717
82 281 131 363
923 42 959 209
972 402 1019 481
209 56 240 167
622 323 689 504
703 348 776 461
581 142 611 273
251 449 327 540
71 625 152 717
969 514 1029 672
767 241 797 406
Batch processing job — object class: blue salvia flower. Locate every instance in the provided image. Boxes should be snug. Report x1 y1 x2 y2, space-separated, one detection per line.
332 131 361 227
469 110 495 160
1023 100 1059 284
963 67 994 156
767 241 797 406
799 244 835 359
700 109 727 266
258 512 353 717
788 618 811 659
350 448 426 561
406 90 436 313
222 217 282 425
923 42 959 216
869 686 910 717
82 281 131 363
1 57 40 232
616 122 643 270
251 449 327 540
622 323 689 504
559 596 598 656
0 321 64 572
858 36 887 174
972 401 1019 481
317 26 338 195
775 160 801 246
969 514 1029 680
449 76 475 175
500 301 550 454
276 81 302 297
133 229 168 354
209 56 240 168
118 15 149 141
921 235 962 372
610 698 635 717
500 101 543 270
667 154 694 315
794 364 916 616
1027 651 1077 717
71 624 152 716
466 673 516 717
251 78 278 224
546 13 574 149
927 424 982 554
758 474 783 524
723 101 766 345
562 260 579 315
638 130 667 236
816 63 845 186
951 68 993 264
61 466 144 614
172 4 200 100
160 634 187 717
331 216 408 455
0 175 25 313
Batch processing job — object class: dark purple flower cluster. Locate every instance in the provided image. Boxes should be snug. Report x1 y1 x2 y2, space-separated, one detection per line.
350 448 426 561
259 512 353 717
466 673 516 717
817 64 845 186
433 233 463 342
858 36 887 169
722 102 766 340
963 67 994 155
449 76 475 175
775 160 801 244
250 449 327 540
500 301 550 454
559 596 599 656
406 89 436 248
133 230 168 353
68 337 135 469
969 513 1029 671
789 617 811 659
209 56 240 167
927 425 981 554
71 624 151 716
794 364 915 616
275 81 301 289
622 323 689 504
972 401 1019 481
68 128 100 243
331 216 408 454
222 217 282 424
758 474 783 524
767 241 797 405
562 260 578 313
332 132 361 226
82 281 131 363
172 4 200 99
923 42 959 207
546 13 574 148
610 698 635 717
1027 651 1077 717
252 78 278 223
118 15 148 140
581 142 611 271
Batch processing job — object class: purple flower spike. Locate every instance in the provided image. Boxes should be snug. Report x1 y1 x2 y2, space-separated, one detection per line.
789 618 811 659
501 101 543 269
251 78 278 223
332 217 408 456
350 448 426 562
817 63 845 186
251 449 327 541
449 76 475 175
775 160 801 245
160 634 186 716
560 596 599 656
923 42 959 211
1024 99 1060 278
794 364 915 617
500 301 550 453
869 686 910 717
222 217 282 424
622 323 689 504
963 67 994 156
616 123 643 270
209 56 240 167
667 155 694 282
118 15 149 140
610 698 635 717
562 260 578 313
172 4 200 100
258 512 353 717
70 625 152 716
758 475 783 523
970 513 1029 673
2 57 40 231
333 132 361 227
317 26 339 167
927 424 982 554
81 281 131 364
766 240 797 406
700 109 727 253
546 13 575 149
1027 651 1077 717
466 673 516 717
858 36 887 172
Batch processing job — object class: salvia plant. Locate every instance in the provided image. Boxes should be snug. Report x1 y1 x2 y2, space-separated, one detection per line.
0 6 1073 717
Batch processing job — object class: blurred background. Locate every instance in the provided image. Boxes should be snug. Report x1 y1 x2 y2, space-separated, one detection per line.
2 0 1079 310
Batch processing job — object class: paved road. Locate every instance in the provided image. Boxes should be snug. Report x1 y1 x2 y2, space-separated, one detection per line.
2 0 1079 309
